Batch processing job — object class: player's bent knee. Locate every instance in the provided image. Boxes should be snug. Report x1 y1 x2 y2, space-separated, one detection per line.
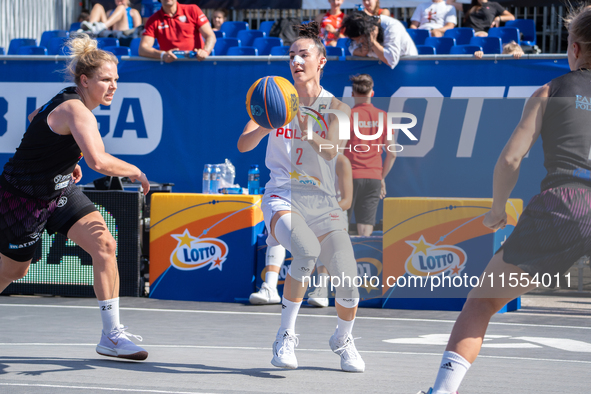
286 215 321 282
1 263 30 281
318 230 359 299
463 297 503 317
336 297 359 308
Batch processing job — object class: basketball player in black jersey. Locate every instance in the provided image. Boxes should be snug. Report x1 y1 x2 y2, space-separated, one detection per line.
0 34 150 360
419 6 591 394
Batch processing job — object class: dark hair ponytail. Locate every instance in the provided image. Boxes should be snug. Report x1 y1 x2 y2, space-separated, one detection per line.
293 21 327 58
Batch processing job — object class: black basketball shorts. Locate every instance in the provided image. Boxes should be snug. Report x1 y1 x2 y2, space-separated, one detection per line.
0 183 97 262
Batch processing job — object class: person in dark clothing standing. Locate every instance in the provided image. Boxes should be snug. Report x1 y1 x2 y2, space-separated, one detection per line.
418 5 591 393
464 0 514 36
0 33 150 361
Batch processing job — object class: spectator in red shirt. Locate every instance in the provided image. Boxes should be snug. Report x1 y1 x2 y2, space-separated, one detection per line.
139 0 216 63
344 74 396 237
315 0 345 47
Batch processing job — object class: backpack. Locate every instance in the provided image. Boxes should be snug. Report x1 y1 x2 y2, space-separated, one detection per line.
269 17 302 46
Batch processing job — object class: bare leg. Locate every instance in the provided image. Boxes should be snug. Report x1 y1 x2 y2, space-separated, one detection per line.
88 3 108 24
66 211 119 301
356 223 373 236
446 250 536 363
0 253 32 293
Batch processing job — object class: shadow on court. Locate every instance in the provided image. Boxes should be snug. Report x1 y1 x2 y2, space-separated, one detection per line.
0 356 291 379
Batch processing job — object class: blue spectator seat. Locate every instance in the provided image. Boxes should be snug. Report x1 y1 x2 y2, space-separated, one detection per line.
470 36 502 54
336 37 351 56
69 22 81 31
416 45 436 55
214 30 225 39
407 29 429 46
97 37 119 49
47 37 69 55
237 29 265 47
253 37 283 56
130 37 159 56
325 46 345 56
17 45 47 55
424 37 456 55
270 45 290 56
214 38 241 56
103 46 131 56
0 47 4 55
444 27 475 46
488 27 520 45
220 21 249 38
259 21 275 36
8 38 37 55
40 30 68 49
505 19 536 46
226 46 258 56
449 45 482 55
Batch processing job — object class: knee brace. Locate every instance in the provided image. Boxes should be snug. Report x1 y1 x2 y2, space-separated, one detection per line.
274 213 320 282
266 245 286 268
336 297 359 308
319 230 359 300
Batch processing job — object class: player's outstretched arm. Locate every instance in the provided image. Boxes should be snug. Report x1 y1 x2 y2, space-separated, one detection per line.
486 84 549 226
237 119 272 152
55 100 150 194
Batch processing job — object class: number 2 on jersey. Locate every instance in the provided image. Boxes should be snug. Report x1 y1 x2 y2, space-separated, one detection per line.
295 148 303 165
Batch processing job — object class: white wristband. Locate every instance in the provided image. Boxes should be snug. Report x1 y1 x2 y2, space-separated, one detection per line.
160 51 165 60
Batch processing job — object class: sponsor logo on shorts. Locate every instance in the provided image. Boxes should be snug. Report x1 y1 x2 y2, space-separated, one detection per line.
55 181 69 190
9 239 39 249
57 197 68 207
270 195 282 198
405 235 467 277
299 267 311 273
329 212 340 221
170 229 228 271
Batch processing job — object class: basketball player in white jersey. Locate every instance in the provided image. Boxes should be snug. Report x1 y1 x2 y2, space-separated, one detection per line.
238 22 364 372
249 153 353 307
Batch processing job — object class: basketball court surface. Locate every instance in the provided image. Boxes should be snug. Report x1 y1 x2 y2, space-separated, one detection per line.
0 293 589 393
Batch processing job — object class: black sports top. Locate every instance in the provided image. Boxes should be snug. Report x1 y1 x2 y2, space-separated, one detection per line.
0 87 83 200
540 69 591 190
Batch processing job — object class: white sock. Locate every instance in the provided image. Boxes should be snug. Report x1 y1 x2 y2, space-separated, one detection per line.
336 317 354 342
265 271 279 289
265 245 285 289
279 296 301 333
98 297 120 334
432 351 471 394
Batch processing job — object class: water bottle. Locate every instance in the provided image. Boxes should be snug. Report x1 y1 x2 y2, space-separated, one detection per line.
355 3 365 11
172 50 197 59
210 164 221 194
202 164 212 194
248 165 260 195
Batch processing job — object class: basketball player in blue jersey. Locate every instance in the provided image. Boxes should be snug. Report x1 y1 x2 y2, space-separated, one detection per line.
419 5 591 393
238 22 365 372
0 34 150 361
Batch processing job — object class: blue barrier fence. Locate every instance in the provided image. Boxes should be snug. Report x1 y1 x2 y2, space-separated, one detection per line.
0 55 569 211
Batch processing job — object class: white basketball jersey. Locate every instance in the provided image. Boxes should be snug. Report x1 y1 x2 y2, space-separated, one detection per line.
265 88 337 196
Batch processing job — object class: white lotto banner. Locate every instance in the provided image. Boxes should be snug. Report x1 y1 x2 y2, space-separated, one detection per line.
0 82 163 155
